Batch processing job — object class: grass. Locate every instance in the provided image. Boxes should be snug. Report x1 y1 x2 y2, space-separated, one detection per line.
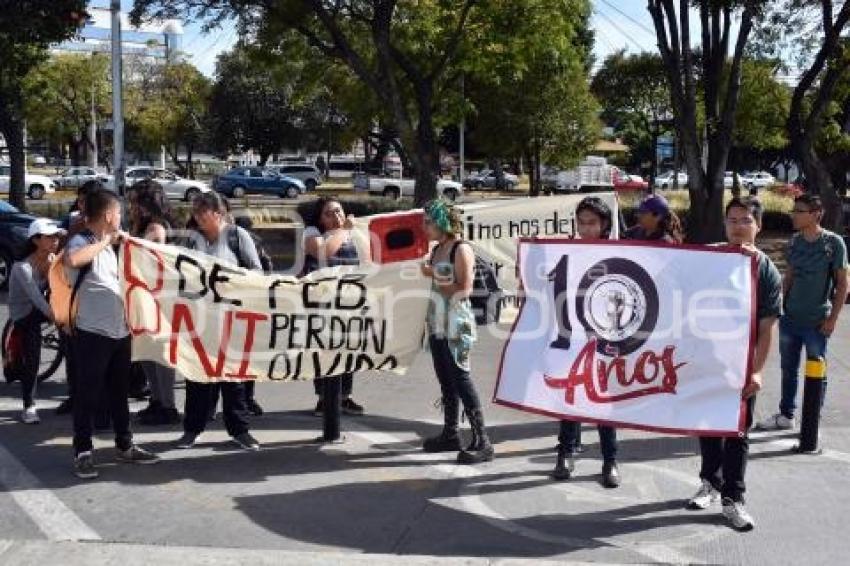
618 187 795 216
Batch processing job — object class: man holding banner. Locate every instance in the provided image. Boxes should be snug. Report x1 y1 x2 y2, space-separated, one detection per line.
686 197 781 532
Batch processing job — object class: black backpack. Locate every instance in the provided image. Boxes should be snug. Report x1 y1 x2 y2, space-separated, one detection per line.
226 225 274 274
445 241 503 326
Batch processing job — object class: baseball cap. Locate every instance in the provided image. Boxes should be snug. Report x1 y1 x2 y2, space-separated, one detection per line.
637 194 670 217
27 218 66 240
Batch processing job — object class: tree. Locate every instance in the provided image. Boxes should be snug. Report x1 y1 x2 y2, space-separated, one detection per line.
24 53 111 166
127 61 211 177
0 1 87 209
647 0 763 243
465 0 598 195
753 0 850 229
591 50 671 186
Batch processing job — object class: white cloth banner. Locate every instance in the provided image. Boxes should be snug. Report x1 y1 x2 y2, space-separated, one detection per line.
494 240 756 436
120 237 430 382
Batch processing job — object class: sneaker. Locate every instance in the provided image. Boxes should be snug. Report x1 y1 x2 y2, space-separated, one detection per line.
722 497 755 531
686 480 721 510
175 432 200 449
341 398 365 416
55 398 73 415
755 412 795 431
73 452 98 480
232 432 261 451
601 460 621 488
313 399 323 417
117 445 160 465
247 398 264 417
21 406 40 424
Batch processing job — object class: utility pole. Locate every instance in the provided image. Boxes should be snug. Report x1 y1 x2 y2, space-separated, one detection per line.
111 0 125 195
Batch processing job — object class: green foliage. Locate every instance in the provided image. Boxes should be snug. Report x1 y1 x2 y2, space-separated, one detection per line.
734 59 790 152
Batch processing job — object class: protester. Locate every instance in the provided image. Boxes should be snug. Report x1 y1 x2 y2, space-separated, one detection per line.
625 193 684 243
303 196 365 417
420 199 494 464
175 192 261 451
757 194 848 430
126 179 180 426
64 188 159 479
7 219 64 423
550 197 620 487
686 196 781 531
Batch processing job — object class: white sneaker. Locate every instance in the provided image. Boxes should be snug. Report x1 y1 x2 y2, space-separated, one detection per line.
722 497 755 531
686 480 720 510
21 406 40 424
756 413 795 431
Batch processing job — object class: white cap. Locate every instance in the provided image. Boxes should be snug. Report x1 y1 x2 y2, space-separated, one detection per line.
27 218 66 240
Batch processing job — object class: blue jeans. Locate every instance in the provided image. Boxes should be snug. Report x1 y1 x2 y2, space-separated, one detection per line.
779 316 828 419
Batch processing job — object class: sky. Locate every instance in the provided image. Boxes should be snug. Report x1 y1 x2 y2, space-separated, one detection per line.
97 0 662 77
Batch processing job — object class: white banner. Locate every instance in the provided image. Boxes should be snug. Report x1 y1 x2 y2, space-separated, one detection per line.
494 240 756 436
120 237 430 382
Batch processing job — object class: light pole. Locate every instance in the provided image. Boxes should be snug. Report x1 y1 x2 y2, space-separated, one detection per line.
111 0 125 194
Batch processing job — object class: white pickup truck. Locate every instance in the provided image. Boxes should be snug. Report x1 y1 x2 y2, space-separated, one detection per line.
353 174 463 201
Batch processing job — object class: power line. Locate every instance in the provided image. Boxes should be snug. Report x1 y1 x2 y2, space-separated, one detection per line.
598 0 656 36
593 7 652 52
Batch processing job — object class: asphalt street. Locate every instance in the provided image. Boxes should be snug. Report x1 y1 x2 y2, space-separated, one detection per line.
1 294 849 565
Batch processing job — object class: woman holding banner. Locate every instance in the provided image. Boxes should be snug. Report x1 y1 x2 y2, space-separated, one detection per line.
624 194 683 244
127 179 180 426
420 199 494 465
303 197 366 417
550 197 621 488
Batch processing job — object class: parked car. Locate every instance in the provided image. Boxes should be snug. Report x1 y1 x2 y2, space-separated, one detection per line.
0 200 37 290
654 171 689 190
0 166 58 199
613 171 648 192
213 166 305 199
267 164 322 191
740 171 776 191
353 174 463 201
463 169 520 191
124 167 211 202
53 166 112 190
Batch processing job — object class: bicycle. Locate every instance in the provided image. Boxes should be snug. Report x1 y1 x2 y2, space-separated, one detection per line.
2 318 65 383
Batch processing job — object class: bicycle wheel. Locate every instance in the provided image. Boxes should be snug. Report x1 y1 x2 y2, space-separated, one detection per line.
1 318 65 383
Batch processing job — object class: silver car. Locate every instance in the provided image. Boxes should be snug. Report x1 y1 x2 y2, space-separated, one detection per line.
268 164 322 191
53 166 112 189
125 167 211 201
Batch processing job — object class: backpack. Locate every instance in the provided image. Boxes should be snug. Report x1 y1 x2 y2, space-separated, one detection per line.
442 241 503 326
226 225 274 274
48 230 96 333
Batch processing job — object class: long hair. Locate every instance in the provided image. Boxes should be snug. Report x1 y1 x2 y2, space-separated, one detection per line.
128 179 174 237
576 196 613 239
660 211 684 243
306 196 343 234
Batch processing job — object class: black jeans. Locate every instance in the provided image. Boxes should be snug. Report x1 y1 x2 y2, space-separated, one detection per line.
558 420 618 462
70 330 132 455
429 336 482 413
184 380 249 437
314 374 353 397
14 310 45 408
698 396 755 503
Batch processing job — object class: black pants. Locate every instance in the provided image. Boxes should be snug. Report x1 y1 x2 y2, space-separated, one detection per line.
558 420 618 462
429 336 482 413
698 396 755 503
14 310 45 408
71 330 132 455
61 331 75 401
314 374 353 397
184 380 249 437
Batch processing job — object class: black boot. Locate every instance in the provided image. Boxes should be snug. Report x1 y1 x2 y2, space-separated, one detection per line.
423 396 461 453
551 446 575 481
457 409 494 465
602 460 621 488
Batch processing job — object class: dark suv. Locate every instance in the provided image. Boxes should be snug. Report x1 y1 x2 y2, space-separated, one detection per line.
213 167 305 199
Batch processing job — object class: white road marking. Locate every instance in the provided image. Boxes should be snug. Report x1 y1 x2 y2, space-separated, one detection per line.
0 441 100 541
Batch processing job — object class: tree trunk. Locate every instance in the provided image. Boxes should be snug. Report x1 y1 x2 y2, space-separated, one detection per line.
411 104 439 206
649 122 659 189
186 144 194 179
794 134 842 230
0 116 26 210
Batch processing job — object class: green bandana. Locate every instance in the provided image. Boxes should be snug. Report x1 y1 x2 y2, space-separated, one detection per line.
424 199 452 234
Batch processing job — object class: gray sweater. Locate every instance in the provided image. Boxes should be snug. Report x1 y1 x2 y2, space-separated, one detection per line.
8 260 52 322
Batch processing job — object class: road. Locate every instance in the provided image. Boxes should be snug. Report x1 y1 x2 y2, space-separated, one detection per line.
1 293 849 565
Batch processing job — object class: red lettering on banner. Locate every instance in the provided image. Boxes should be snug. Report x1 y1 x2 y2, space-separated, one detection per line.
123 239 164 336
169 303 233 378
544 339 685 404
225 311 269 380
